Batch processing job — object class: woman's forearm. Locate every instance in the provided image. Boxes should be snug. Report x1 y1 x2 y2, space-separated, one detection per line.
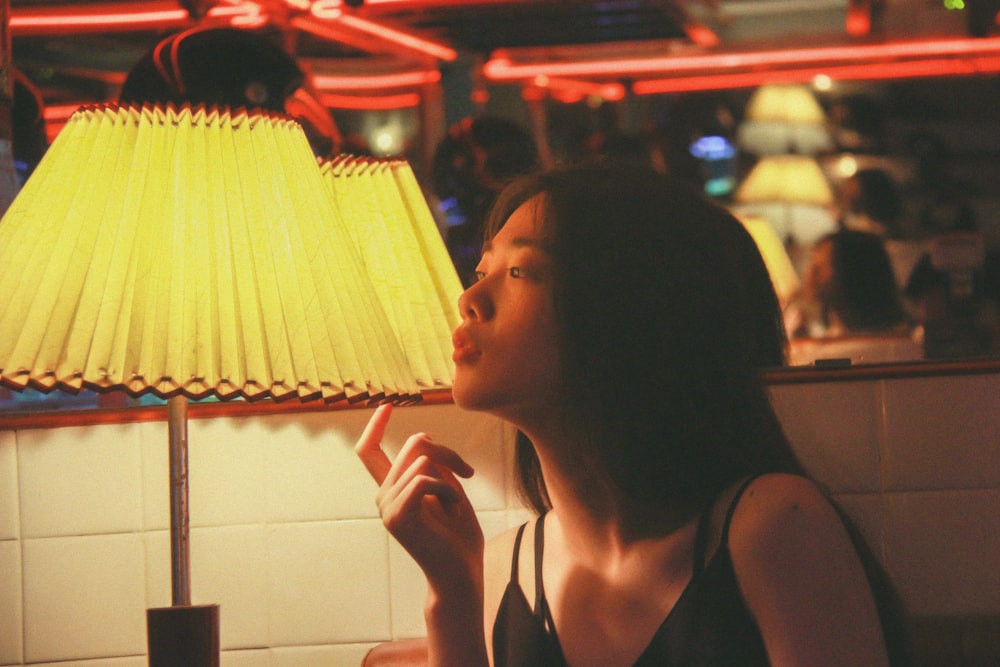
424 575 490 667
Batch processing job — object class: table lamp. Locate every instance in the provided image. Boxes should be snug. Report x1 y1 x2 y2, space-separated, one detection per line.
0 103 461 664
736 214 802 306
732 154 838 247
737 83 833 156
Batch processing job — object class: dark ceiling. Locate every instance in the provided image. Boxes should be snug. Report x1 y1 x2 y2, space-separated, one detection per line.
6 0 990 107
9 0 697 103
376 0 691 52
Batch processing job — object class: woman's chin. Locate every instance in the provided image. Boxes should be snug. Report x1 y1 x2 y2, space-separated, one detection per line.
450 385 482 411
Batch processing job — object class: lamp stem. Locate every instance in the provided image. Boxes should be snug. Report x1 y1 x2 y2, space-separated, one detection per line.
167 395 191 607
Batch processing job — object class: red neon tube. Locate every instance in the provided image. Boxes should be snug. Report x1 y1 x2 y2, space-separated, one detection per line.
483 36 1000 81
311 70 441 90
632 56 1000 95
319 92 421 109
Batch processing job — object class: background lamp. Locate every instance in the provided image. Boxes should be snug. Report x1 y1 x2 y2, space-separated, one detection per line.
0 103 461 663
736 83 833 156
732 154 838 247
737 214 802 306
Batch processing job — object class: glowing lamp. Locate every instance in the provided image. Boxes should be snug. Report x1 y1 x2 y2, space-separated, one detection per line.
737 84 833 156
733 154 837 246
0 103 461 663
737 214 802 306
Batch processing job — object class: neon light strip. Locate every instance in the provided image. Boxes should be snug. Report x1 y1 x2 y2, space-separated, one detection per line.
293 13 456 61
529 75 625 101
312 69 441 90
483 36 1000 80
330 14 458 61
10 7 188 31
319 92 421 109
43 104 85 122
632 56 1000 95
308 0 524 10
9 1 259 32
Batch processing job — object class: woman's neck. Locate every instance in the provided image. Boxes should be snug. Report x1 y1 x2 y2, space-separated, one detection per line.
522 420 694 560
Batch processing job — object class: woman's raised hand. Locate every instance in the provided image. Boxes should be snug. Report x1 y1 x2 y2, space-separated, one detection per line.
355 403 484 588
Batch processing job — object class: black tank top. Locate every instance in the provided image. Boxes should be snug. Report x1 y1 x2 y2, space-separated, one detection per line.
491 476 772 667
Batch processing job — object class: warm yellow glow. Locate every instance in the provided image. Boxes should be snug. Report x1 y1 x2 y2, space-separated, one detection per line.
0 104 456 404
735 155 834 206
320 156 462 389
732 155 838 246
737 84 832 155
738 215 801 305
744 84 826 123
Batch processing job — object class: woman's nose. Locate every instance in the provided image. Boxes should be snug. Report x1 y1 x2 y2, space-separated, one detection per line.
458 279 494 322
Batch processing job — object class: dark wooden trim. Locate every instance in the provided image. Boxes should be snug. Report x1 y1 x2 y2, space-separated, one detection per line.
763 359 1000 385
3 360 999 430
0 387 455 431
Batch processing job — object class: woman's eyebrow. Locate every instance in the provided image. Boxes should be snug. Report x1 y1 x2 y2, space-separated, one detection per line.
483 236 548 253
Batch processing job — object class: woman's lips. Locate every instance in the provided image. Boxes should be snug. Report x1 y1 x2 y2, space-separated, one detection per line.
452 331 481 364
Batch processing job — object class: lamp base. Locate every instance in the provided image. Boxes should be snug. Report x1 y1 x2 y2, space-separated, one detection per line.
147 604 220 667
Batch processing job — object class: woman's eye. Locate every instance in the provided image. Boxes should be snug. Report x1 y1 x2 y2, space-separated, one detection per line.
470 270 486 283
509 267 524 279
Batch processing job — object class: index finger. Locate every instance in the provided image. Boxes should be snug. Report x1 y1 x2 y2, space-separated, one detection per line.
355 403 394 484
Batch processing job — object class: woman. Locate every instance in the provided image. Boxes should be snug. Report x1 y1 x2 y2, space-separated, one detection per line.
357 161 909 666
789 230 922 366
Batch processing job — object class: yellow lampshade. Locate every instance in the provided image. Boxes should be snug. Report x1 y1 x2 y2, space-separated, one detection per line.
0 103 464 648
743 83 826 123
733 155 837 246
319 155 462 389
735 154 834 206
738 214 801 305
0 104 456 405
737 84 832 155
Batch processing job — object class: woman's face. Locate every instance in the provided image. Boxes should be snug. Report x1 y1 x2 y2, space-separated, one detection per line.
451 195 564 424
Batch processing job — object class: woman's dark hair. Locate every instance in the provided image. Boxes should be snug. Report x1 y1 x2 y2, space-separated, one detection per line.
483 160 800 516
819 230 908 332
482 162 913 664
850 168 905 236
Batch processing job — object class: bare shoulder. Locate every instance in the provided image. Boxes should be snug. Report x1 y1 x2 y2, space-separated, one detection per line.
728 472 853 585
729 473 840 542
728 473 890 665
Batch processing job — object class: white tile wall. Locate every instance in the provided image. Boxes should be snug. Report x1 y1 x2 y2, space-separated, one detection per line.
21 533 147 662
266 518 392 646
0 432 18 541
884 488 1000 616
769 381 883 493
1 376 998 666
0 540 23 665
18 423 144 538
881 374 1000 492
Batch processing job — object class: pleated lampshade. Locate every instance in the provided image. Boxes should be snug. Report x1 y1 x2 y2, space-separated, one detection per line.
318 155 462 391
737 83 833 156
733 154 838 246
0 102 464 664
0 104 457 405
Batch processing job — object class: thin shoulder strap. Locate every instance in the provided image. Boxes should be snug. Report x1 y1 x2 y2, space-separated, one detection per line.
722 474 764 539
533 512 547 611
532 512 563 647
693 474 765 573
692 506 712 575
509 521 528 584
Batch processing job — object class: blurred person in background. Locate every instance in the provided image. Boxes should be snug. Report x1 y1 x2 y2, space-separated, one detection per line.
789 230 922 365
431 115 540 286
119 27 341 159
